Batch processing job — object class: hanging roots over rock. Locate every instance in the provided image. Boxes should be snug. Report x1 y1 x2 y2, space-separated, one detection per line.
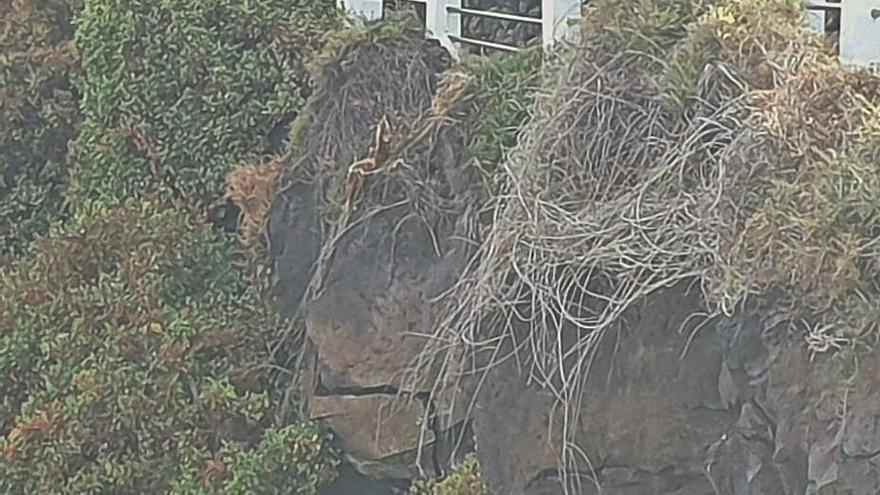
409 0 880 491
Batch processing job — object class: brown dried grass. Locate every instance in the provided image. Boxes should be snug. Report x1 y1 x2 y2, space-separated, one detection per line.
226 157 283 257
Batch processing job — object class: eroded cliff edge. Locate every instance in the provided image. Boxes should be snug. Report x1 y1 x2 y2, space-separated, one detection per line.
267 2 880 493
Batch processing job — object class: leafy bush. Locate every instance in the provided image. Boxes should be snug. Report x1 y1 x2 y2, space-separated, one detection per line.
69 0 340 214
172 424 337 495
0 202 338 493
463 49 541 168
0 0 82 261
410 454 488 495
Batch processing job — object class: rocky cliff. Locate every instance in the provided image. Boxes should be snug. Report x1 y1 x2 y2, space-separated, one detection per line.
267 2 880 493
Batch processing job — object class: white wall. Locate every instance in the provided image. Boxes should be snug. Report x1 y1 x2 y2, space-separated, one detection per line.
839 0 880 70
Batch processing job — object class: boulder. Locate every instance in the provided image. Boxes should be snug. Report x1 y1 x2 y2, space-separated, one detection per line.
311 394 434 479
470 288 880 494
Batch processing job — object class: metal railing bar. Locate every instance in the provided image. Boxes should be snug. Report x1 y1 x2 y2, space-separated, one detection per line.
446 6 542 24
448 34 521 52
344 0 582 55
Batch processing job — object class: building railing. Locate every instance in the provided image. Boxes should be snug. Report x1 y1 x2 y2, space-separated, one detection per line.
338 0 878 70
338 0 581 57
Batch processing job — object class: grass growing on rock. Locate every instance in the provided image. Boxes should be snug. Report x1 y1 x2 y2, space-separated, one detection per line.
410 0 880 490
273 12 539 272
267 13 452 313
279 12 451 230
266 16 543 480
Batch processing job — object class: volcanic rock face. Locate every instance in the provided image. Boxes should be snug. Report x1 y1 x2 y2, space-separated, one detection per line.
266 16 880 495
266 25 464 483
471 290 880 495
271 189 880 493
305 203 473 480
271 186 475 480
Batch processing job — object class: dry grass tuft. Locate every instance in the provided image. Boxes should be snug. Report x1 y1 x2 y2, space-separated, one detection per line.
750 62 880 154
226 157 283 257
279 13 450 227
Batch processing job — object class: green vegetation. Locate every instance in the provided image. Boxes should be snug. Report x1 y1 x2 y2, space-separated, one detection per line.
462 49 541 169
172 424 337 495
720 70 880 341
687 0 880 342
8 0 877 491
0 0 82 261
70 0 339 213
1 1 343 492
410 454 488 495
0 202 338 493
309 9 426 74
587 0 711 52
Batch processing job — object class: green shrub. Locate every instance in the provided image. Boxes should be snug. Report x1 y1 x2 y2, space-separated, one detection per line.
0 0 82 261
69 0 340 213
463 49 541 168
0 202 338 494
172 424 337 495
410 454 488 495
